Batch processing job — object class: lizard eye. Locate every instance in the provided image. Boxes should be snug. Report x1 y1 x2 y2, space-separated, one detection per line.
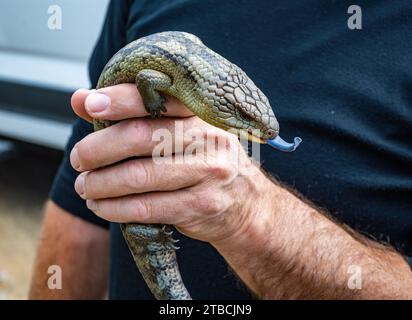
238 108 254 122
266 129 276 139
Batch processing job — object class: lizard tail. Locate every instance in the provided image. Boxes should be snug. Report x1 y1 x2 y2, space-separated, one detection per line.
120 223 192 300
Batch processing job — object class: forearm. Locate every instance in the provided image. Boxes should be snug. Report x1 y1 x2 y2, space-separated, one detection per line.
212 170 412 299
29 201 109 299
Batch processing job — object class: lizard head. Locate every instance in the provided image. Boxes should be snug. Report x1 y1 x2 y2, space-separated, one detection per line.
208 69 279 143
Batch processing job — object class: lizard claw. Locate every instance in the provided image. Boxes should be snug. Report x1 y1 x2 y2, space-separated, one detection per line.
149 108 162 118
161 225 174 236
166 239 180 250
159 225 180 250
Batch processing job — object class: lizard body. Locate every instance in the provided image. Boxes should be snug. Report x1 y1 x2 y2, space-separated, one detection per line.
93 31 300 300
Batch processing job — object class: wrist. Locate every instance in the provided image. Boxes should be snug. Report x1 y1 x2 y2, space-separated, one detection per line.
211 167 319 298
213 164 275 239
210 167 279 296
212 164 276 241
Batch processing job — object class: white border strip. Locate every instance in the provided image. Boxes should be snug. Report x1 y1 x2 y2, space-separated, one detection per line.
0 109 72 150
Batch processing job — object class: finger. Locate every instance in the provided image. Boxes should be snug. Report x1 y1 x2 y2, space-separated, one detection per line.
84 84 193 121
86 188 227 225
70 116 227 171
71 88 94 122
74 156 206 200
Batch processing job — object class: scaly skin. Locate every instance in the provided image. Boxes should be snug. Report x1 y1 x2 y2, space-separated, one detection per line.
93 31 281 300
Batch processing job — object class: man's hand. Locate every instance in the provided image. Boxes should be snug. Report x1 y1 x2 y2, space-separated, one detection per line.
70 85 412 299
70 84 270 243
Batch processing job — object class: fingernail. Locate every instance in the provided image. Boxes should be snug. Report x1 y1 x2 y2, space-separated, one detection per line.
85 92 111 113
70 146 80 170
75 174 85 198
87 200 97 211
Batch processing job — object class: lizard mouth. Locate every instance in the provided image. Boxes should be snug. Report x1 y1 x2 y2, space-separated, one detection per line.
246 131 266 144
227 127 301 152
246 131 303 152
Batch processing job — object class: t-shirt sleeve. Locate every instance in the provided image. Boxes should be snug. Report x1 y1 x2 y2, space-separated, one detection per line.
49 119 109 229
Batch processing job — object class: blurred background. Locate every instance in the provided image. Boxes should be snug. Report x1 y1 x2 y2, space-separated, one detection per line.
0 0 109 299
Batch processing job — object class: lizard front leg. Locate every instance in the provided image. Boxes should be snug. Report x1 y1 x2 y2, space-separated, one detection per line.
135 69 172 118
93 69 172 131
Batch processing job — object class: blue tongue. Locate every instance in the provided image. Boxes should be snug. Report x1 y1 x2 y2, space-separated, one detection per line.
267 136 302 152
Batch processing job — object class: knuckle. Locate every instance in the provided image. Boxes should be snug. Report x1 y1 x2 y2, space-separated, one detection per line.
207 158 234 180
128 160 153 189
128 119 152 150
133 197 153 220
195 190 225 216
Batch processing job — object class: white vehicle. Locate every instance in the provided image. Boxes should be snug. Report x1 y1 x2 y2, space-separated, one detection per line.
0 0 109 150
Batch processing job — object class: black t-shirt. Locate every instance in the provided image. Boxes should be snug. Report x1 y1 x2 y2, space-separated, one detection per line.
50 0 412 299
